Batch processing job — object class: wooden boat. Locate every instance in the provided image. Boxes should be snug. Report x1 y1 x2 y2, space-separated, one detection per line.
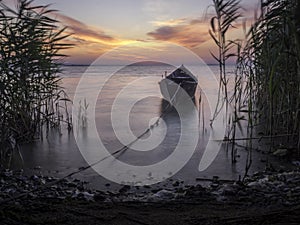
159 65 197 103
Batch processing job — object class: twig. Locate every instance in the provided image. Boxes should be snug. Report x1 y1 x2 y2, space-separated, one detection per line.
212 133 297 142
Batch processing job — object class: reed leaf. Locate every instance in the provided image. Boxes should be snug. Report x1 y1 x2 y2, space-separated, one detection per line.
0 0 73 167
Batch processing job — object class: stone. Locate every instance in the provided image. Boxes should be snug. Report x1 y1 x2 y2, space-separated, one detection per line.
172 181 180 187
292 161 300 167
119 185 130 194
94 193 106 201
31 175 39 181
273 148 288 157
210 183 219 188
152 189 175 200
81 191 94 201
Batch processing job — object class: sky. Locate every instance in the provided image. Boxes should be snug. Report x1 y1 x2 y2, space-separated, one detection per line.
4 0 259 65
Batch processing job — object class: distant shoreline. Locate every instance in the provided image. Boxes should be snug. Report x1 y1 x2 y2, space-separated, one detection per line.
62 63 224 67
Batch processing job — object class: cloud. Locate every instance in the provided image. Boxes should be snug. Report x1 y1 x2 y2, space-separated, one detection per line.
55 13 116 45
51 13 140 65
45 13 139 64
150 18 187 27
147 18 210 48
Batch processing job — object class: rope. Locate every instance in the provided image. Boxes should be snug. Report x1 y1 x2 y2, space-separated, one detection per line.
0 82 184 205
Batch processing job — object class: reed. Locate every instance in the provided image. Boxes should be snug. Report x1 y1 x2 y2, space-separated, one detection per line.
209 0 241 122
0 0 72 167
209 0 243 163
243 0 300 152
210 0 300 172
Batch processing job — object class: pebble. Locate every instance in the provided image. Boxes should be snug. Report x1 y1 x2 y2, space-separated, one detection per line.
273 148 288 157
119 185 130 194
292 161 300 167
1 170 300 206
172 181 180 187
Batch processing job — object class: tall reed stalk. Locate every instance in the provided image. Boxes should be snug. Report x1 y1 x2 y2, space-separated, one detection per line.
246 0 300 151
0 0 72 167
209 0 241 122
209 0 243 163
210 0 300 174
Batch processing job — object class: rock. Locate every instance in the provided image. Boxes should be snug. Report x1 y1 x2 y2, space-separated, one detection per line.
67 181 77 188
34 166 42 170
237 190 247 196
81 191 94 201
212 176 219 182
65 190 73 195
218 184 238 196
14 170 23 175
40 178 46 185
57 196 66 200
119 185 130 194
185 185 207 197
292 161 300 167
94 193 106 201
151 188 162 193
172 181 180 187
215 195 227 202
152 189 176 200
50 185 58 190
14 201 20 206
294 186 300 192
273 148 288 157
76 184 85 192
4 170 13 177
176 187 185 194
31 175 39 181
210 183 219 188
28 193 37 199
2 168 300 208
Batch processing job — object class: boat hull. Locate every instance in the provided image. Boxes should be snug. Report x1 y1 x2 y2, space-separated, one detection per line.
159 78 197 103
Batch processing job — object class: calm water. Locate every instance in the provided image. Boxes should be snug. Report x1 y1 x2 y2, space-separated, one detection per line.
19 64 281 189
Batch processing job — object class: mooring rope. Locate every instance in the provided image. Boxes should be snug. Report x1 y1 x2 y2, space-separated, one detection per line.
69 82 181 173
0 82 183 205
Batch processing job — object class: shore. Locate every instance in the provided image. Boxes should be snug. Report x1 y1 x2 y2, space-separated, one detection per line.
2 198 300 225
1 168 300 225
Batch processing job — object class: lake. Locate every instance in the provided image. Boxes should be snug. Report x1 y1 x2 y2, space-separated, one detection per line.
19 64 283 190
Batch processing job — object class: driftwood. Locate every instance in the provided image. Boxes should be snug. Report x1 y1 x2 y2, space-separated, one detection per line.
195 177 237 183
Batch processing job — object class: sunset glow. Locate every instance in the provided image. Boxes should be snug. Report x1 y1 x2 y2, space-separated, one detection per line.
5 0 259 65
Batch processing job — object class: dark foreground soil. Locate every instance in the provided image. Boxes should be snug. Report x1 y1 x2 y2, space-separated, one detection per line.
1 198 300 225
1 169 300 225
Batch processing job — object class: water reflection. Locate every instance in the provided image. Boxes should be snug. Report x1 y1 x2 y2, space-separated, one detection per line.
16 65 286 189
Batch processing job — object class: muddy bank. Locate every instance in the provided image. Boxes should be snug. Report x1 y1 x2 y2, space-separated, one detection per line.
1 169 300 224
2 198 300 225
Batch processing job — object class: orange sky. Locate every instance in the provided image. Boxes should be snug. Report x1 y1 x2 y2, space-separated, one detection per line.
4 0 259 65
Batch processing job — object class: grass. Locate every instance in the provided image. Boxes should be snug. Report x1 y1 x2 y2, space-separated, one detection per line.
243 0 300 150
210 0 300 174
0 0 72 168
209 0 245 164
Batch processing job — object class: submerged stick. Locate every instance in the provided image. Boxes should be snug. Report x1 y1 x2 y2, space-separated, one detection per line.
212 133 297 142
